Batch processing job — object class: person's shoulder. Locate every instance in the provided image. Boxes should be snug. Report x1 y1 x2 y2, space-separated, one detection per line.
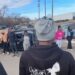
62 30 64 33
61 50 74 61
21 50 30 57
20 47 34 59
55 30 59 34
56 47 74 59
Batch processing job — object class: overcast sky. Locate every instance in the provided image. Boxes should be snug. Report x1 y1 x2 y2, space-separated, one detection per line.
0 0 75 19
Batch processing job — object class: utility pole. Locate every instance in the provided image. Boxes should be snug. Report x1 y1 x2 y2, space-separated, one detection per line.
44 0 46 18
38 0 40 19
52 0 54 25
2 5 8 17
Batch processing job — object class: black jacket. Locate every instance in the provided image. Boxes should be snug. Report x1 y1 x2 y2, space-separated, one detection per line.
0 62 7 75
19 43 75 75
67 30 74 40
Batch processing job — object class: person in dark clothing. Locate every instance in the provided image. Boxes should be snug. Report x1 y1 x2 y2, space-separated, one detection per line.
3 42 8 54
67 26 73 49
19 19 75 75
8 27 17 56
0 62 7 75
28 30 34 46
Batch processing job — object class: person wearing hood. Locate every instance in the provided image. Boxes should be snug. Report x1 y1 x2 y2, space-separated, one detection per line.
19 19 75 75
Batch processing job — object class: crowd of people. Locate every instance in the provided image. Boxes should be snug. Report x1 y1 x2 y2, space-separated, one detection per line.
21 24 74 51
0 26 36 56
0 27 18 56
23 25 74 51
55 25 74 49
0 23 74 56
0 18 75 75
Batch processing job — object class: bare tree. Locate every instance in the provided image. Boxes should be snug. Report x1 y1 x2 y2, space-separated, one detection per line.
0 5 8 17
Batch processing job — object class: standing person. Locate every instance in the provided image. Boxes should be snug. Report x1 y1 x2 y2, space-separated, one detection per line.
23 30 30 51
67 26 73 49
0 32 3 44
2 29 9 54
8 27 17 56
55 25 64 48
0 32 3 50
19 19 75 75
28 30 34 46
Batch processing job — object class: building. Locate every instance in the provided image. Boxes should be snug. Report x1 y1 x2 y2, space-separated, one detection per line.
54 12 75 21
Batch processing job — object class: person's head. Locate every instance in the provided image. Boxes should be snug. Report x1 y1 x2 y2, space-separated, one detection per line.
68 26 72 31
58 25 62 30
24 30 28 36
34 19 56 45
